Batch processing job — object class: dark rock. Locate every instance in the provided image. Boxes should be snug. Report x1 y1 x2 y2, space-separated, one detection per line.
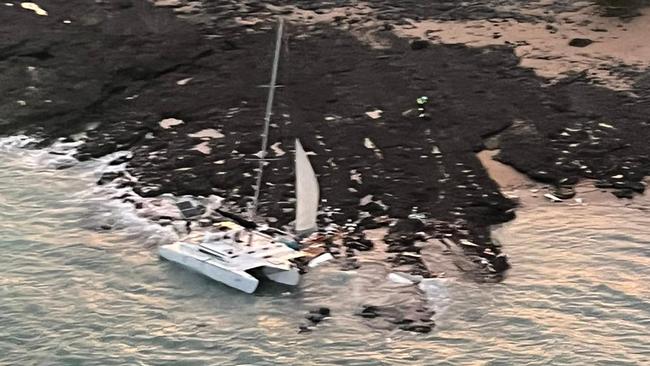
629 181 646 193
410 40 429 50
612 189 634 199
491 254 510 272
298 325 312 333
114 0 133 9
360 202 387 215
345 240 373 251
306 307 331 324
315 307 330 316
344 233 374 251
552 186 576 199
177 200 206 218
358 305 380 318
306 313 325 324
341 258 360 271
399 324 432 333
81 142 118 159
97 171 123 185
389 219 425 234
569 38 594 47
108 155 132 166
390 253 422 266
357 216 383 230
389 316 414 325
595 180 614 188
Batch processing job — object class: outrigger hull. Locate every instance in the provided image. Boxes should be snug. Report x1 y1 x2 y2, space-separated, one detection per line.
160 243 259 293
159 241 301 294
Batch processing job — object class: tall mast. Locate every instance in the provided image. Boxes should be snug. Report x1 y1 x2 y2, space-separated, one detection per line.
250 18 284 220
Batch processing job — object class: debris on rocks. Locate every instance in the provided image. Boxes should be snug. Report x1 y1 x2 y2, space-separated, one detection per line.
20 2 48 16
544 193 563 202
308 252 334 268
159 118 184 129
365 109 383 119
188 129 224 139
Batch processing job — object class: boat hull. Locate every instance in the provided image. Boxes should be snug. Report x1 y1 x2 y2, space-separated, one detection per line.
263 266 300 286
159 243 260 294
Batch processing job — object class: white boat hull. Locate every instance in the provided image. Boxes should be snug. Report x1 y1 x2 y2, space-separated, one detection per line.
159 240 302 293
160 243 260 294
263 266 300 286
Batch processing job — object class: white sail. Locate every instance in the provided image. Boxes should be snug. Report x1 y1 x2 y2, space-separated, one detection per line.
294 139 319 233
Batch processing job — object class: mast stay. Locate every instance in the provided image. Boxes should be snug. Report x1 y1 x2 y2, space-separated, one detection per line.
250 18 285 221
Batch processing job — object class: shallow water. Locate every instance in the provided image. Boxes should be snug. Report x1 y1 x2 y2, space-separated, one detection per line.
1 145 649 365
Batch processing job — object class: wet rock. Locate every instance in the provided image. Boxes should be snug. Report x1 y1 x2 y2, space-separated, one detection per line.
97 171 123 185
399 324 432 333
390 253 422 266
306 313 326 324
80 142 118 159
629 181 646 193
344 233 374 251
358 305 380 319
491 253 510 272
341 258 360 271
390 219 426 234
298 325 312 334
108 154 132 165
612 189 634 199
198 218 212 227
360 202 387 215
389 316 414 325
568 38 594 47
306 307 330 325
357 216 383 230
552 186 576 199
114 0 134 9
595 180 614 188
410 40 429 50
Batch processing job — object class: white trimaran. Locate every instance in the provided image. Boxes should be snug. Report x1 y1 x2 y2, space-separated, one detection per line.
159 19 321 293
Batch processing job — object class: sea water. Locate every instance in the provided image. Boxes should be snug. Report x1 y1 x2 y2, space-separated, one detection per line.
1 140 649 365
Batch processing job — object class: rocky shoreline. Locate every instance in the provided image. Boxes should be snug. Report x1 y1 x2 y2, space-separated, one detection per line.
2 0 650 287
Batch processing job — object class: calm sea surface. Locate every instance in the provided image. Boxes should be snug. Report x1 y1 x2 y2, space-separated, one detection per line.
1 142 649 365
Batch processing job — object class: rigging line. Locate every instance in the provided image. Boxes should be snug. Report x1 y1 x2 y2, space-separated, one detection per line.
251 17 284 220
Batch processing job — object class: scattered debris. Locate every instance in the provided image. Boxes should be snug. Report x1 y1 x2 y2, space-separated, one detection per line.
308 252 334 268
176 77 193 85
363 138 376 149
188 129 223 139
192 141 211 155
20 2 47 16
365 109 383 119
159 118 184 129
544 193 563 202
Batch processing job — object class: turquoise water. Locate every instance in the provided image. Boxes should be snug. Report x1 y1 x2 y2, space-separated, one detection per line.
1 143 649 365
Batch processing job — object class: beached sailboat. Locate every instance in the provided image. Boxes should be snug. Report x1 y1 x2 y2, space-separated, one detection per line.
159 139 319 293
159 19 321 293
